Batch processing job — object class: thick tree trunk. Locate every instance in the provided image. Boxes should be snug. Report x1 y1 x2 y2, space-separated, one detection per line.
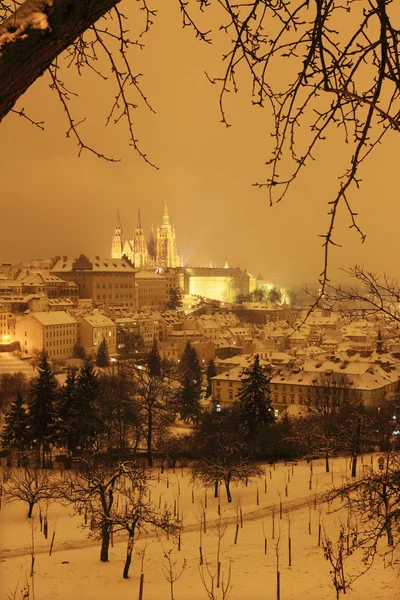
0 0 122 121
123 533 134 579
325 451 330 473
225 480 232 503
100 524 111 562
214 480 219 498
27 501 35 518
351 455 357 478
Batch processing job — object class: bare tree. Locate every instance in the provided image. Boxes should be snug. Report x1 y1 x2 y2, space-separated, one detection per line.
68 457 178 575
121 362 176 467
161 543 187 600
304 373 361 473
326 267 400 325
67 459 134 562
113 478 178 579
199 558 233 600
192 407 263 503
322 525 354 600
328 451 400 567
5 466 61 518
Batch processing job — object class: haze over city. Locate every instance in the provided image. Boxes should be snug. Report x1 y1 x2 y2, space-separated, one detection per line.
0 0 398 285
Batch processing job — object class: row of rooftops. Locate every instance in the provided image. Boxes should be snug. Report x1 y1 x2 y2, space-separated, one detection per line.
212 354 400 392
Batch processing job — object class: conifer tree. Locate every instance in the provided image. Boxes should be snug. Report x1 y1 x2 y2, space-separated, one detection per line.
73 362 103 452
55 369 78 455
206 359 217 397
28 353 57 467
167 287 183 310
237 354 274 454
96 338 110 368
147 338 161 377
2 391 30 463
178 342 202 422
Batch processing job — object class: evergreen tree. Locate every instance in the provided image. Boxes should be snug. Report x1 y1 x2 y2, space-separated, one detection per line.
167 287 183 310
28 353 57 467
55 369 78 455
147 338 161 377
178 342 202 422
73 362 103 452
206 359 217 397
1 391 30 462
96 338 110 368
237 354 274 454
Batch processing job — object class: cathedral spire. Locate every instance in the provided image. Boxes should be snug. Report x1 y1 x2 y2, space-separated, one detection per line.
116 209 122 230
137 209 142 230
111 210 124 258
162 200 170 229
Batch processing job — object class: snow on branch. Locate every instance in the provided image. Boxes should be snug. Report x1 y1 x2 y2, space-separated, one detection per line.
0 0 52 49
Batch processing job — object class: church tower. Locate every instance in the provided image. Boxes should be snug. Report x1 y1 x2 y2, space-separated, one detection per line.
156 201 180 268
133 209 149 268
111 211 124 259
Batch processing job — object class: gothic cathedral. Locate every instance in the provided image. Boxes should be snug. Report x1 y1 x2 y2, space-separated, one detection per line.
111 202 181 269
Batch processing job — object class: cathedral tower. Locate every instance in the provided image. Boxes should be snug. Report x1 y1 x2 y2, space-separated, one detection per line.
133 209 149 268
156 201 180 268
111 211 124 259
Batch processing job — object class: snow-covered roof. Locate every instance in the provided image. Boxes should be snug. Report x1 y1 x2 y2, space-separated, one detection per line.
79 314 115 328
52 256 135 273
30 311 78 326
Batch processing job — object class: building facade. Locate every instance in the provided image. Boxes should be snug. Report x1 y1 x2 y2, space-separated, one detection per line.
15 311 79 360
182 268 253 303
77 314 117 358
51 255 136 309
135 271 168 308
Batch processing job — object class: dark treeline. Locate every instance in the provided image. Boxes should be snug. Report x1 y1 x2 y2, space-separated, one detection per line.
1 349 399 474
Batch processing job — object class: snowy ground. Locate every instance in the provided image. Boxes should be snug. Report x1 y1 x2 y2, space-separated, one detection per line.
0 456 398 600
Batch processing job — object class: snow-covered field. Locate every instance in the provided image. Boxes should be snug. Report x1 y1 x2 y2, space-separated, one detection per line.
0 456 398 600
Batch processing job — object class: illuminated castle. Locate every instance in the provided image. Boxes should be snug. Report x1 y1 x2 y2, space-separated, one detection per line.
111 202 181 269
